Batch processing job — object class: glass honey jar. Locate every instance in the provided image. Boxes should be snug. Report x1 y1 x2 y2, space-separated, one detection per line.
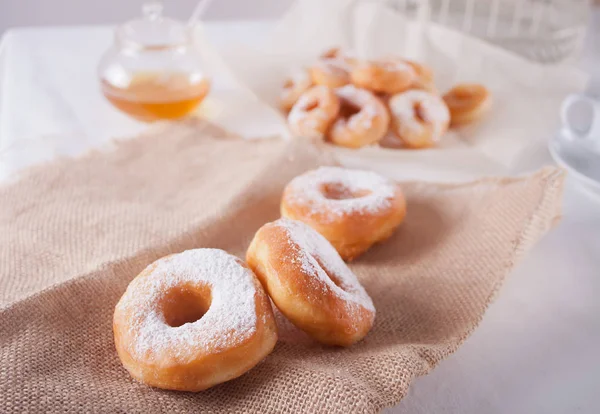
98 2 210 122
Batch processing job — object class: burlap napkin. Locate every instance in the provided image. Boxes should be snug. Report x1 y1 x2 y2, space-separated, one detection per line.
0 120 564 413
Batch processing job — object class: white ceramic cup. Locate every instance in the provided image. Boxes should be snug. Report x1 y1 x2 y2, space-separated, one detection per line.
560 94 600 152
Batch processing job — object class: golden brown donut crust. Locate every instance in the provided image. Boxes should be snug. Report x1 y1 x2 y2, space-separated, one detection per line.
280 69 313 112
113 250 278 392
309 48 355 88
246 218 375 346
404 59 437 93
388 89 450 149
280 167 407 261
328 86 390 149
287 85 340 139
351 60 416 95
310 61 351 88
443 83 491 126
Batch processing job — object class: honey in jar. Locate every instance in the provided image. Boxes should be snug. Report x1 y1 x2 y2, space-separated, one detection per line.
98 2 210 122
101 72 210 122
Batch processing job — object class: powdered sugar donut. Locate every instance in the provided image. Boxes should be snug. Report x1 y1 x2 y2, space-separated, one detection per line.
388 89 450 149
404 59 437 93
280 166 407 261
319 47 357 64
309 48 355 88
351 59 416 95
328 85 390 148
280 68 313 112
288 85 340 139
113 249 277 391
246 218 375 346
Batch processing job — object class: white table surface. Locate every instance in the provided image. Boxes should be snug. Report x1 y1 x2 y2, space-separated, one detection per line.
1 20 599 414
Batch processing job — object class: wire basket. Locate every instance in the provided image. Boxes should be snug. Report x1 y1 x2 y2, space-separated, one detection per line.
387 0 590 64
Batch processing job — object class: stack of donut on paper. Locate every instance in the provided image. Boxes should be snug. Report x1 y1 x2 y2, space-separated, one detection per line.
282 48 492 149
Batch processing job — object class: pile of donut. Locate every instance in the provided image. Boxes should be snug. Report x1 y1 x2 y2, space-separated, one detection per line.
113 166 406 392
282 47 492 149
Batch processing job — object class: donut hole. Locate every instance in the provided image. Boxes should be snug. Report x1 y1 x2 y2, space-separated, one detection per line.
305 99 320 112
413 102 428 123
339 100 362 120
283 79 294 90
321 182 371 200
160 284 212 328
321 47 340 59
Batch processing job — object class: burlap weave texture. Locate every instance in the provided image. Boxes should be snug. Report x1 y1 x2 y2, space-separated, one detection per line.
0 121 564 413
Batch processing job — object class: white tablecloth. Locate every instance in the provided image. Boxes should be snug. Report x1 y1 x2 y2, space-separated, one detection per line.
0 21 599 414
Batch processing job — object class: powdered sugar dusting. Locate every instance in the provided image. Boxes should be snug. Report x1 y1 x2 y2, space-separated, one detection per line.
284 166 397 222
386 60 416 76
336 85 373 106
288 86 334 138
288 91 321 124
389 89 450 140
116 249 257 363
335 85 385 131
275 218 374 313
289 67 311 85
316 57 353 74
281 68 312 104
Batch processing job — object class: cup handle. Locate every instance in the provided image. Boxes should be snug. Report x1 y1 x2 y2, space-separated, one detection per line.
560 94 600 141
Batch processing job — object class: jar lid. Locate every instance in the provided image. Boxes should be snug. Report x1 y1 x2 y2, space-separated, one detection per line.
116 2 191 49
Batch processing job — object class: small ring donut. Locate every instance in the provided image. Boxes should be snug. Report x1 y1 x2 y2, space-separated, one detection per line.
113 249 277 391
309 61 352 88
280 166 407 261
328 85 390 148
388 89 450 149
404 60 437 93
443 83 491 126
287 85 340 139
280 68 313 112
309 48 354 88
320 47 358 66
405 60 433 83
351 60 416 95
246 218 375 346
